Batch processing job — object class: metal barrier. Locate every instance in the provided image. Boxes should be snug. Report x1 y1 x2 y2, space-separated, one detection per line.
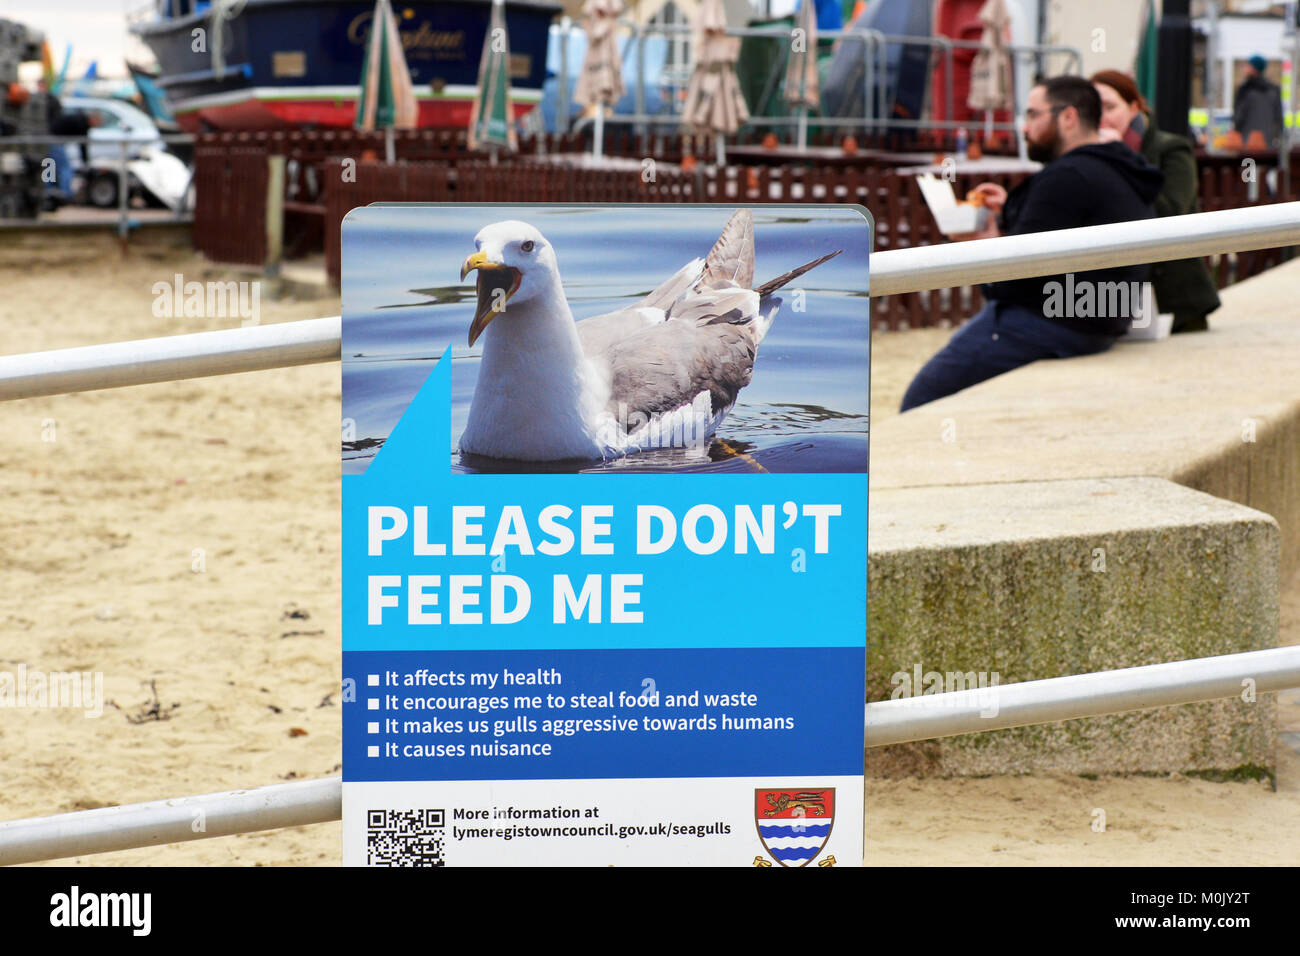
868 200 1300 297
1 132 196 236
0 315 339 402
2 203 1298 863
559 19 1082 142
5 201 1298 402
0 778 341 866
866 647 1300 748
3 644 1298 864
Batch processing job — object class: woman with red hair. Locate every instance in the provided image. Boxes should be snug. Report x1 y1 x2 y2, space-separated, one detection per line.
1091 69 1219 333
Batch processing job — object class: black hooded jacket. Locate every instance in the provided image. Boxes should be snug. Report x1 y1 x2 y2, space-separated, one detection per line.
981 142 1165 336
1234 73 1284 147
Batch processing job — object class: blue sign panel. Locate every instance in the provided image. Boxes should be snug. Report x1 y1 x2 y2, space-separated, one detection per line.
341 205 869 866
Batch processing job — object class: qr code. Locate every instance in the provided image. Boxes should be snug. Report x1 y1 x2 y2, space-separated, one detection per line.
367 809 445 866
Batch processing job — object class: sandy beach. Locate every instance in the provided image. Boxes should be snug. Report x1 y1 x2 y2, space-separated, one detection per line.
1 232 1296 865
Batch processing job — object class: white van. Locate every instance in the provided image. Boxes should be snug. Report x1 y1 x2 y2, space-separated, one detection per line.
58 96 192 211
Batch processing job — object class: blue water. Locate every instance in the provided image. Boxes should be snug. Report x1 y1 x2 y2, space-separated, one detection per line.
340 205 871 475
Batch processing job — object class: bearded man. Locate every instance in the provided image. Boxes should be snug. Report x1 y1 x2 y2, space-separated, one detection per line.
901 75 1164 411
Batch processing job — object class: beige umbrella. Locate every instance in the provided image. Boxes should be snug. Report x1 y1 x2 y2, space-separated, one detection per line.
573 0 626 160
681 0 750 165
967 0 1012 143
784 0 819 150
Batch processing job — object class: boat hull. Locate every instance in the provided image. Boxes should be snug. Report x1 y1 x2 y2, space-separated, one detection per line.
131 0 558 130
158 85 542 132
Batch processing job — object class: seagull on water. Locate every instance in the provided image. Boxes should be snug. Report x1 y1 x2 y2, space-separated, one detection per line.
458 209 841 462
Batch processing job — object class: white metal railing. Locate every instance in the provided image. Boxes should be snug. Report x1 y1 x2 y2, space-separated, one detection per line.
3 645 1298 864
2 204 1297 402
869 200 1300 297
866 646 1300 748
0 316 340 402
0 777 340 866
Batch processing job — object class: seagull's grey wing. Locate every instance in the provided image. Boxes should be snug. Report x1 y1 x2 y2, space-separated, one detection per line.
698 209 755 290
574 256 706 357
601 286 763 419
639 256 705 310
575 208 755 358
576 305 663 359
581 209 807 423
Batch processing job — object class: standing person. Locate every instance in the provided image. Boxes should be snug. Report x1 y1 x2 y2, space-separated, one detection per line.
1092 69 1220 333
899 76 1163 412
1233 54 1283 149
43 83 91 206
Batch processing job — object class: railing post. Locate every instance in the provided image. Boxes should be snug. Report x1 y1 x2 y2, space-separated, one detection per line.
117 139 129 249
265 153 285 277
558 17 571 135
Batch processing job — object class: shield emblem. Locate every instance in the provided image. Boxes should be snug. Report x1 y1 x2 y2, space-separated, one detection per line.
755 788 835 867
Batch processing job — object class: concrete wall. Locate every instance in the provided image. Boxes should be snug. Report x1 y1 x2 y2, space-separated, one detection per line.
868 257 1300 776
868 478 1279 776
870 258 1300 579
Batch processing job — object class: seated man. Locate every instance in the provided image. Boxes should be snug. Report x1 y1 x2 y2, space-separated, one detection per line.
900 75 1164 412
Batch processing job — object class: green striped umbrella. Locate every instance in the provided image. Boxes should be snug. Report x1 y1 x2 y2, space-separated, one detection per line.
1134 0 1158 115
468 0 519 153
355 0 418 160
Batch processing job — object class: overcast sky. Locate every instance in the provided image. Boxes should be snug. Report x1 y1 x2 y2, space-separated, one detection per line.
8 0 155 79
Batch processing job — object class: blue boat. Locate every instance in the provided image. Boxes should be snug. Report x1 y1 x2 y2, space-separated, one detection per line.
129 0 561 130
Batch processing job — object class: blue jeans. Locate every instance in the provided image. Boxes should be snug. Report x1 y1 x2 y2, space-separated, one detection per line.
900 301 1118 412
46 145 73 200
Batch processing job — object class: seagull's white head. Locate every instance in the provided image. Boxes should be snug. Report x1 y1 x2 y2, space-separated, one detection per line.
459 220 559 346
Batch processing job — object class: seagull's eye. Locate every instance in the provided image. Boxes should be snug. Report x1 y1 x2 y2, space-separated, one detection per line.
521 240 535 253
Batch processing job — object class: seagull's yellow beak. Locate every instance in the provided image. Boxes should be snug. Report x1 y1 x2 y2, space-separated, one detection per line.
460 251 521 347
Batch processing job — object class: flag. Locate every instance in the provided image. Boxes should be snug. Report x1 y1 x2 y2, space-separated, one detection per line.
73 61 98 96
41 41 55 89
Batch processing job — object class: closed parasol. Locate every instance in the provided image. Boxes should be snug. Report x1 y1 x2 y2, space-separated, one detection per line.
355 0 418 163
783 0 820 150
681 0 750 165
573 0 626 160
967 0 1012 145
467 0 519 158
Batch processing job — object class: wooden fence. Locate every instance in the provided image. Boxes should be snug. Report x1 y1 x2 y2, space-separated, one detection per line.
312 157 1033 329
195 131 1300 330
192 143 268 266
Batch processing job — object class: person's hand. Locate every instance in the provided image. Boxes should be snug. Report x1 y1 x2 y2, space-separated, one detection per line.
946 182 1003 241
968 182 1006 215
1097 126 1122 143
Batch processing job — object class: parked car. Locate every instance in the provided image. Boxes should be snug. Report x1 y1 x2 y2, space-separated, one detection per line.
58 96 192 210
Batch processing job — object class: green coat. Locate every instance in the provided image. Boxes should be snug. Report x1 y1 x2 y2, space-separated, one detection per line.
1141 122 1221 320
